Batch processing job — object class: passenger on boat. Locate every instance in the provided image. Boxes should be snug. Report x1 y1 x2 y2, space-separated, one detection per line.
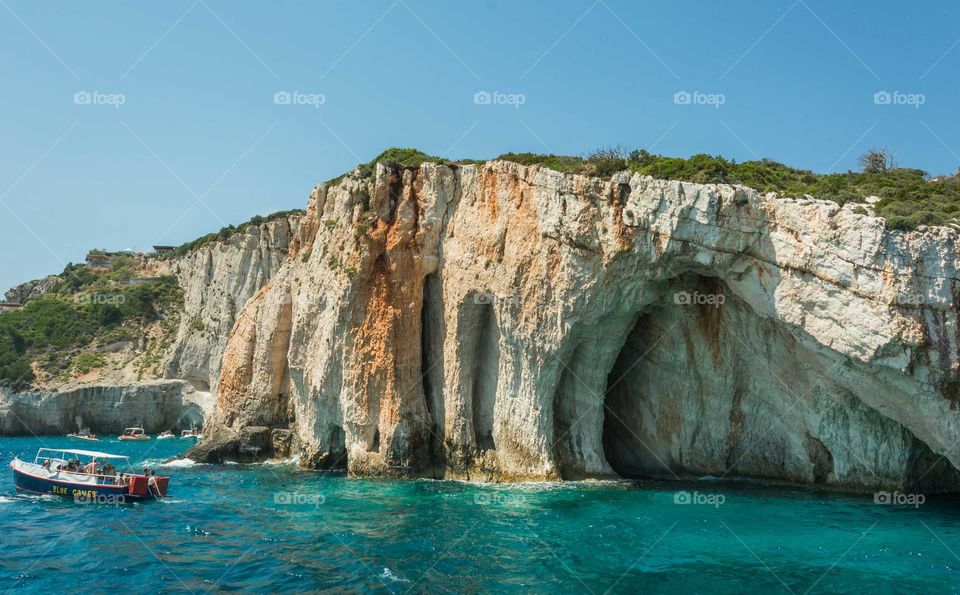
147 470 160 495
84 460 98 475
41 459 51 470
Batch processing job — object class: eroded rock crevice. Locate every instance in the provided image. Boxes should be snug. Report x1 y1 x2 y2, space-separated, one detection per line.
421 272 446 474
469 300 499 451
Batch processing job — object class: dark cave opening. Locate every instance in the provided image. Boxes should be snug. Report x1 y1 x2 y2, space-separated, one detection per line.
595 274 960 492
421 273 445 469
470 300 500 451
601 307 676 480
600 277 731 480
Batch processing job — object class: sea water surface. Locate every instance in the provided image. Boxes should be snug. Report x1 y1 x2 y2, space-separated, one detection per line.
0 436 957 593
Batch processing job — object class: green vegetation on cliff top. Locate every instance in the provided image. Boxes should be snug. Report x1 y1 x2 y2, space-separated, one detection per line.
0 267 182 390
166 209 305 258
332 147 960 231
1 208 305 389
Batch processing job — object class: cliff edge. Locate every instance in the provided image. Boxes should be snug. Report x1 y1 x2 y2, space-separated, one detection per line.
187 160 960 492
0 213 301 435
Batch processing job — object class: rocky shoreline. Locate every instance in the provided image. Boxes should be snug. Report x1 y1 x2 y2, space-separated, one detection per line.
0 380 206 436
0 214 299 438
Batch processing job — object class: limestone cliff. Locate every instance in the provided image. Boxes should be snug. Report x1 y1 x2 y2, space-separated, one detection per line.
4 275 61 304
190 161 960 492
0 214 300 435
0 380 186 435
161 213 301 395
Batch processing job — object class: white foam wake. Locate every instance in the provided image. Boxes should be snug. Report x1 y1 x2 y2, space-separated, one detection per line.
378 567 408 583
160 458 205 468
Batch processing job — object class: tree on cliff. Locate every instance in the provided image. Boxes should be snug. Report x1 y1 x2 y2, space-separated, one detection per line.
859 148 895 173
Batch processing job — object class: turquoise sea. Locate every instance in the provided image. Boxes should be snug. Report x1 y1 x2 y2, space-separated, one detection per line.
0 436 957 593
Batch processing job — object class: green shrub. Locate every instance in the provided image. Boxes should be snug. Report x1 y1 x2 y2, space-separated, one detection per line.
0 277 183 389
73 352 106 374
0 359 34 390
106 254 135 281
327 148 451 186
494 152 590 175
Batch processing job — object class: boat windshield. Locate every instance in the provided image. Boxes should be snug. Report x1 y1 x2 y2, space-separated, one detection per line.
34 448 129 464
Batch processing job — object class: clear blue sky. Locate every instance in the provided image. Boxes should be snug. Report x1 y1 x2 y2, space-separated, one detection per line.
2 0 958 290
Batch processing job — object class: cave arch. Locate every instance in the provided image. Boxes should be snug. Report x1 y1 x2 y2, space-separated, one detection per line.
552 273 960 492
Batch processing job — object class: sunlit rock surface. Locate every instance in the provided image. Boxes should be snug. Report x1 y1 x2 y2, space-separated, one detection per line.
191 161 960 492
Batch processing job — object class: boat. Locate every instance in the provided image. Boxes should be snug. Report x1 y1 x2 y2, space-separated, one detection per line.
10 448 169 502
67 428 99 442
180 429 203 440
156 431 175 440
118 427 150 441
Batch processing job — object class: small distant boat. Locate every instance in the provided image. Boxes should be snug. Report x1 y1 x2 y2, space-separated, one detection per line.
180 429 203 440
67 428 99 442
156 431 175 440
10 447 169 502
118 427 150 441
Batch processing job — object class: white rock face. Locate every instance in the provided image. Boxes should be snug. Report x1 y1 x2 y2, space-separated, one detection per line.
0 216 300 436
4 275 62 303
192 161 960 492
0 380 186 435
162 215 301 395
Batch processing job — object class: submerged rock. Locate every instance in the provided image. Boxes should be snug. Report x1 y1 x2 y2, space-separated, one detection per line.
191 160 960 492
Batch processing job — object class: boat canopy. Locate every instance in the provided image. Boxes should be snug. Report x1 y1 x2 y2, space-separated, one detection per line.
37 448 129 460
